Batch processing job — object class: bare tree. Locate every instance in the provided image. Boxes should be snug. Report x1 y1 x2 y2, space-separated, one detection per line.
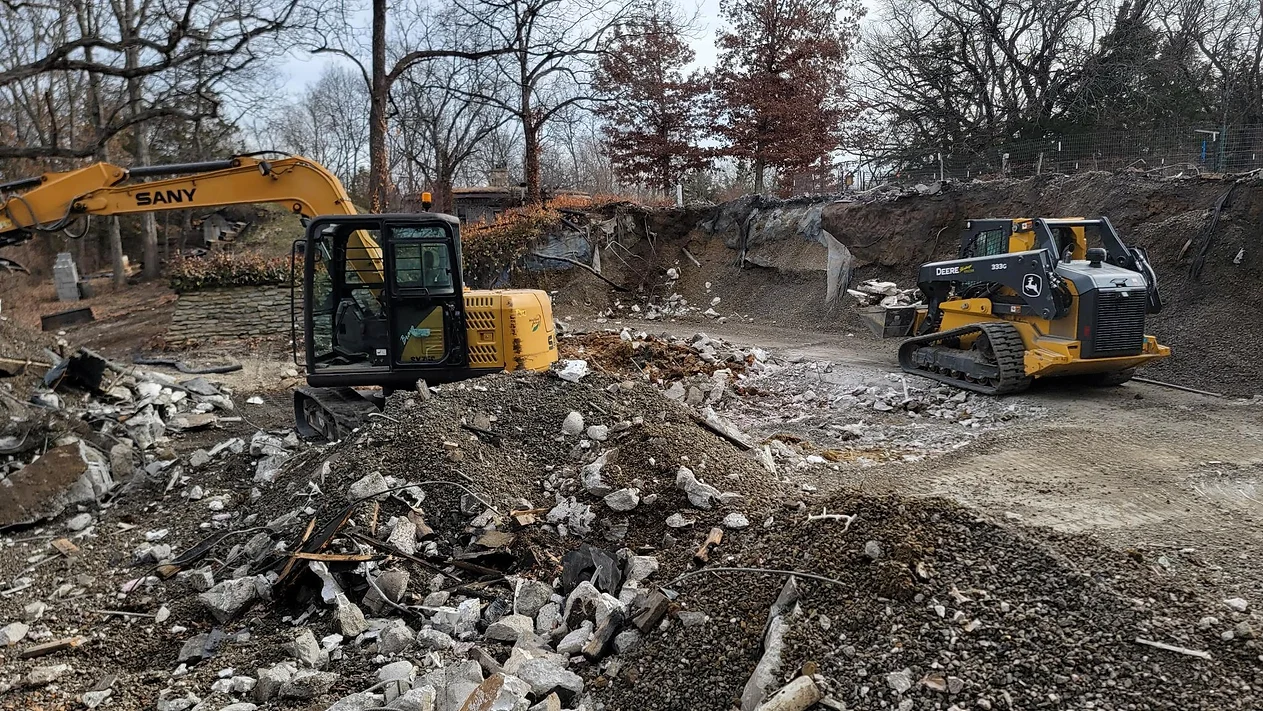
271 65 371 201
311 0 514 212
1154 0 1263 126
452 0 636 203
462 125 523 185
390 17 512 212
0 0 309 161
857 0 1263 172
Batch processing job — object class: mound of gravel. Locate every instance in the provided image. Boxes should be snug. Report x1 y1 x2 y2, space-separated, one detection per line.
601 493 1262 710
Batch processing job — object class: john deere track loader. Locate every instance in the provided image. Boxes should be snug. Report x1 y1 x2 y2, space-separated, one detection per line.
868 217 1170 395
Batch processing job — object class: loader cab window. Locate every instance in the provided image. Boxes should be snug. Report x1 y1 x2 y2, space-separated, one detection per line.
967 228 1008 258
1052 227 1079 261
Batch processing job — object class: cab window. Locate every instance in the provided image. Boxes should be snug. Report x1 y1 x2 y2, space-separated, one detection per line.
394 243 454 294
968 228 1007 257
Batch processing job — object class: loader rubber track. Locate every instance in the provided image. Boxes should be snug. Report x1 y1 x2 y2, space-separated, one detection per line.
898 321 1032 395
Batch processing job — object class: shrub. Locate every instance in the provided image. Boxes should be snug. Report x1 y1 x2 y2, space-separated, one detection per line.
460 204 563 287
169 251 292 293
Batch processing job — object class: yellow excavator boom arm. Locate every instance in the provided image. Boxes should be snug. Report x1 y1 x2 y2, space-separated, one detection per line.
0 155 384 281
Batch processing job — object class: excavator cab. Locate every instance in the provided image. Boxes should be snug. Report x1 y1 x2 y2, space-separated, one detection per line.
299 214 472 387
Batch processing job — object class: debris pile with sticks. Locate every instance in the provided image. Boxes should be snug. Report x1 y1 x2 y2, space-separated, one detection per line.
559 328 759 387
0 369 1256 711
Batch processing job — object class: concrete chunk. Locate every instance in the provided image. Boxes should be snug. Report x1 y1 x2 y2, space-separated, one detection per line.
486 614 534 643
513 579 554 618
348 471 390 501
335 593 369 636
279 670 338 700
198 577 258 622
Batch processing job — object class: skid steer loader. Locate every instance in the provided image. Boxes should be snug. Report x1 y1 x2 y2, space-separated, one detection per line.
863 217 1170 395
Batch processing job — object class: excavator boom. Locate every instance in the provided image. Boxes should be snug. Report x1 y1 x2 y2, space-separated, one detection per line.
0 155 383 281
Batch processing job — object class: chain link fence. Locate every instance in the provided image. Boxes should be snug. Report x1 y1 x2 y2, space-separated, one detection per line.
835 125 1263 189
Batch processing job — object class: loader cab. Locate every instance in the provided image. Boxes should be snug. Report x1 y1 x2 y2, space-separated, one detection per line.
962 218 1089 263
299 213 474 389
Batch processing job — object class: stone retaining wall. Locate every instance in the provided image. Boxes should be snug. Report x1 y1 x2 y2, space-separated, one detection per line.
167 285 293 341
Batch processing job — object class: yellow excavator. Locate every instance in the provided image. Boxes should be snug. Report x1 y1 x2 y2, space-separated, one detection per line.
869 217 1170 394
0 154 558 438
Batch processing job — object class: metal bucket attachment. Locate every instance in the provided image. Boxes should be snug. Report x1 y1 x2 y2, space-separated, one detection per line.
859 305 918 338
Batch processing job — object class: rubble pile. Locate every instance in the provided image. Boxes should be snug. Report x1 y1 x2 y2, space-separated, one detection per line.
560 328 1037 470
713 361 1040 468
604 491 1263 711
559 329 759 387
0 364 1257 711
0 347 248 530
846 280 922 308
588 274 749 325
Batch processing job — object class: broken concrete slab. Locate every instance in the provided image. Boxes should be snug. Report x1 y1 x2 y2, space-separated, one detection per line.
125 407 166 449
379 624 417 654
458 673 531 711
335 593 368 637
420 659 483 711
25 663 70 686
675 466 723 509
290 628 329 669
511 657 583 701
349 471 391 501
0 441 113 528
485 614 534 643
363 570 409 613
581 450 616 497
254 661 297 703
278 670 338 700
513 579 554 618
0 621 30 646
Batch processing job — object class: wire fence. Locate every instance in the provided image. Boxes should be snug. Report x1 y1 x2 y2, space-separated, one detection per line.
828 125 1263 191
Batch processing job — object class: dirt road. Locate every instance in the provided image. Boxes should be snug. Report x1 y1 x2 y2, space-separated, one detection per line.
577 313 1263 599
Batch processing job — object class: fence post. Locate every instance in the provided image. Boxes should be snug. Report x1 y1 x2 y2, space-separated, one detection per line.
1037 152 1043 175
938 152 945 181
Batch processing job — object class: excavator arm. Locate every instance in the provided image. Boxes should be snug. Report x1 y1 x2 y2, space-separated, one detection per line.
0 155 383 281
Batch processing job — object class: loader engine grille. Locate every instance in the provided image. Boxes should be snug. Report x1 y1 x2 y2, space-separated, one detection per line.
1085 288 1146 357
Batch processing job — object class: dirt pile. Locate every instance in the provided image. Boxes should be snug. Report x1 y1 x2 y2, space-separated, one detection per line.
607 491 1262 711
0 315 54 361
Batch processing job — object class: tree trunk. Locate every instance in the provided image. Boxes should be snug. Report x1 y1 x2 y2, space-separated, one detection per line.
368 0 390 212
108 217 125 285
135 128 158 278
524 121 541 204
753 156 766 195
434 174 455 215
124 0 158 280
78 11 125 287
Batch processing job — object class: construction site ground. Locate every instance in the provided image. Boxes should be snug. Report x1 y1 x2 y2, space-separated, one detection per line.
568 311 1263 598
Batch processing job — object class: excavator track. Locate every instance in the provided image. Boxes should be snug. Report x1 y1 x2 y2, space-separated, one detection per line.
898 321 1032 395
294 386 382 441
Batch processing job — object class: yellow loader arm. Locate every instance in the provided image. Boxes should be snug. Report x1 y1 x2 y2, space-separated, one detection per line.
0 155 383 282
